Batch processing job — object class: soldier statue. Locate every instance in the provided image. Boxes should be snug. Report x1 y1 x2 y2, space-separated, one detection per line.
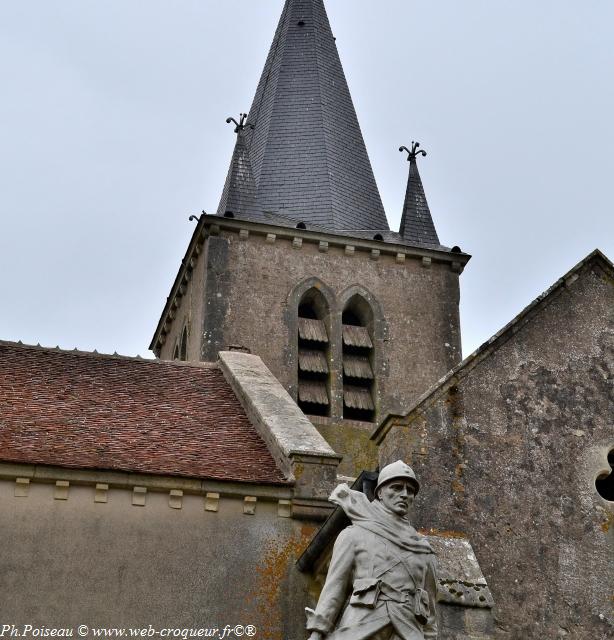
306 461 437 640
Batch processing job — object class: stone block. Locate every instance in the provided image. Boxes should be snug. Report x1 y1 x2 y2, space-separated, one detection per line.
54 480 69 500
277 499 292 518
94 483 109 503
132 486 147 507
14 478 30 498
169 489 183 509
243 496 257 515
205 492 220 512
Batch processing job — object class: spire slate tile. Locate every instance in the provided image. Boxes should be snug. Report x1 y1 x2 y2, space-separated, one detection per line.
218 0 389 232
399 156 440 247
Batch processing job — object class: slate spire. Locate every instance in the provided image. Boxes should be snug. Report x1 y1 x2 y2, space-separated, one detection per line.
399 143 440 246
218 0 389 232
217 114 257 219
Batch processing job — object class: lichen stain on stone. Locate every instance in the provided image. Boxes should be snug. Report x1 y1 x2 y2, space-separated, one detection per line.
451 478 465 494
600 511 613 533
250 524 316 640
421 527 467 539
447 387 467 501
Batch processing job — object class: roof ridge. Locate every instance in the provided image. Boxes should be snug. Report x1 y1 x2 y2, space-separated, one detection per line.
0 339 219 369
372 248 614 440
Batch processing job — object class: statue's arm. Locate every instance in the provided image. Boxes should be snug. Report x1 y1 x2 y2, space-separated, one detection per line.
306 527 355 637
423 555 438 639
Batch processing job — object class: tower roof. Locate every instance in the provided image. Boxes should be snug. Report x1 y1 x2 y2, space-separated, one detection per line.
399 143 440 247
217 115 257 219
218 0 389 232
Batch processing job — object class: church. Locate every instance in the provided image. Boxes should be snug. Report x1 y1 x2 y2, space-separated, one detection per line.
0 1 612 639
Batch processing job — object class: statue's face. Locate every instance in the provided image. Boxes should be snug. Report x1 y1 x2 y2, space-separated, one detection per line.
378 479 415 517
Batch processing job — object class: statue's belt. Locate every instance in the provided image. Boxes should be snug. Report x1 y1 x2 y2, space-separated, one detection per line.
350 579 431 625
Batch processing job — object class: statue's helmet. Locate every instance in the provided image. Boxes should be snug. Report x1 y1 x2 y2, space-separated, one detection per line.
375 460 420 496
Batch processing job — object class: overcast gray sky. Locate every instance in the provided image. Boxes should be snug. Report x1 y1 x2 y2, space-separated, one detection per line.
1 0 612 358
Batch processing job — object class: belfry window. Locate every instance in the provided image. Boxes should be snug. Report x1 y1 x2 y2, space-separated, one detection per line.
297 290 330 417
177 326 188 361
342 297 375 422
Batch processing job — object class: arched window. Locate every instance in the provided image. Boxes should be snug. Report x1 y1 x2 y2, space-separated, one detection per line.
179 326 188 361
296 288 331 417
341 295 375 422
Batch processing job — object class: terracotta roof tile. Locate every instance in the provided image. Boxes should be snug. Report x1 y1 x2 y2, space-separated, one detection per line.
0 342 287 485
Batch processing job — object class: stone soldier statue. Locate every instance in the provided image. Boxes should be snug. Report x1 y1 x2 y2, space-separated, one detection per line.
306 461 437 640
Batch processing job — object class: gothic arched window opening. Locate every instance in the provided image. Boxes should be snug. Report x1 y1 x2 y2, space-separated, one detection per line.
297 289 330 417
342 295 375 422
179 326 188 361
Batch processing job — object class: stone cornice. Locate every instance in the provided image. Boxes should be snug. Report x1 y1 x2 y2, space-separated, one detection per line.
0 462 293 500
150 215 471 355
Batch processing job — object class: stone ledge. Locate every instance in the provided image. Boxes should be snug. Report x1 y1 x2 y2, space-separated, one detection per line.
0 463 292 501
218 351 341 501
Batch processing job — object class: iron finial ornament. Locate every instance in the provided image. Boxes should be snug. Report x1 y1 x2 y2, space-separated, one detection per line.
399 141 427 162
188 210 206 223
225 113 255 134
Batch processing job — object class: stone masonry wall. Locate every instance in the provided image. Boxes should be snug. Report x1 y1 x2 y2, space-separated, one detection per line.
379 259 614 639
158 239 206 363
191 229 463 476
0 476 314 640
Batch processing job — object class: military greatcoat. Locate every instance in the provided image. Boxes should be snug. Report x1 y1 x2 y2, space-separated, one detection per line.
306 487 437 640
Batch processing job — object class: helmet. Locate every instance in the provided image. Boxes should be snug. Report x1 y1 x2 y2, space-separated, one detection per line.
375 460 420 496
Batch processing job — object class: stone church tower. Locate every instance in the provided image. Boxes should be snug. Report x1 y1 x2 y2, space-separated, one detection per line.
150 0 470 475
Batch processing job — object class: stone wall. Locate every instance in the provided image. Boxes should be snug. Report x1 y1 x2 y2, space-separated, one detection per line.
376 255 614 639
154 221 466 475
157 234 206 363
199 229 462 415
0 470 314 640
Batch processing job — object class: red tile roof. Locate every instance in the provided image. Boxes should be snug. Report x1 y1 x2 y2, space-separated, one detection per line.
0 341 287 485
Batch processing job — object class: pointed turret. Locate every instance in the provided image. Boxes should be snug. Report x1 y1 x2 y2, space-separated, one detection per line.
217 114 257 219
218 0 389 232
399 142 440 246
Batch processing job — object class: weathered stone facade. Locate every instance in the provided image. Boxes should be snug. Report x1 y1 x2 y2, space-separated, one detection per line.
375 251 614 639
0 467 313 637
153 218 468 475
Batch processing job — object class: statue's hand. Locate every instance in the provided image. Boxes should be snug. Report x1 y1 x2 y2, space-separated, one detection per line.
307 632 323 640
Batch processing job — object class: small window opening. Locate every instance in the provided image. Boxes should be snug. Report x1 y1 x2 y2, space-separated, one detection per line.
373 233 384 241
342 309 362 326
179 326 188 361
297 290 330 418
224 211 235 218
299 303 318 319
342 296 375 422
296 221 307 229
297 20 305 27
596 449 614 501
